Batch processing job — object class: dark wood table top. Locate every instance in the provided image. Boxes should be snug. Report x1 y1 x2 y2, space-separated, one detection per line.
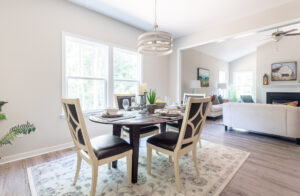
89 111 183 126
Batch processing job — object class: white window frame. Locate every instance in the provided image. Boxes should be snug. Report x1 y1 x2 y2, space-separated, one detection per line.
233 71 254 99
113 47 142 97
62 32 142 114
218 70 227 97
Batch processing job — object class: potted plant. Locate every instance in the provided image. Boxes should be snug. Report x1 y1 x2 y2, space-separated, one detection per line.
0 101 36 159
146 89 157 114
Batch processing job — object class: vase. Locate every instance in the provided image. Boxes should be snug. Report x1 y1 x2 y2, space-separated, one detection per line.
147 104 156 114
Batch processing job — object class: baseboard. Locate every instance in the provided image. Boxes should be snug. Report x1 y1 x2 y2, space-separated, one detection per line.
0 142 74 165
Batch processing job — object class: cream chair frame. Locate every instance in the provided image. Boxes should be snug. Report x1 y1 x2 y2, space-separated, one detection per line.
114 94 159 138
167 93 207 148
147 97 211 192
62 98 132 196
114 93 137 109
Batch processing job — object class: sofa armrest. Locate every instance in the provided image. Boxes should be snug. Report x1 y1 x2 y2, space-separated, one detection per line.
222 99 229 103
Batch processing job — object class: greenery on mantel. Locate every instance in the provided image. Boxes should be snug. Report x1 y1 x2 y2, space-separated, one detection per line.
0 101 36 149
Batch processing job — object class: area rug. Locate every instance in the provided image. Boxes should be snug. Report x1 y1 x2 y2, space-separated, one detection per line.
27 140 249 196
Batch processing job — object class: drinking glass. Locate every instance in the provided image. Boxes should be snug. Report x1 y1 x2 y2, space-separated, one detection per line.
122 99 129 112
131 97 136 107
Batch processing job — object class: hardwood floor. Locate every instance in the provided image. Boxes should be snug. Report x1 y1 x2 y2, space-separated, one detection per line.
1 120 300 196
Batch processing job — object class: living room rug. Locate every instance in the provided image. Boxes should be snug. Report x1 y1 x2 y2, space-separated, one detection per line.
27 140 249 196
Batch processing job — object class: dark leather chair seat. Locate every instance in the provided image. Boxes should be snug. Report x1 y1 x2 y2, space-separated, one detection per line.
147 132 192 151
123 125 159 135
166 121 179 129
90 135 132 160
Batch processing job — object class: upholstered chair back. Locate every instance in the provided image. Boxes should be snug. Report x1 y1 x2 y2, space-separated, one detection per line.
62 98 96 160
183 93 206 104
176 97 211 151
114 94 136 109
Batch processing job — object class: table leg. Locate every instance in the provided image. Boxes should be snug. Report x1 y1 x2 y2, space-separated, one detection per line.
160 122 167 133
178 119 183 132
112 124 122 168
129 126 140 183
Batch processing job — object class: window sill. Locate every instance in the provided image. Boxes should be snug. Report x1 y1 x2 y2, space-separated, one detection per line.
60 110 103 119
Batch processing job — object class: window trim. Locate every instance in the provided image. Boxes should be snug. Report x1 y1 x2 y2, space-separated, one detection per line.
112 46 142 96
62 32 142 114
232 71 254 99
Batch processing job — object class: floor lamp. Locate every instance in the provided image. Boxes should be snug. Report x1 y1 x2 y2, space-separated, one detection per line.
189 80 201 94
217 83 227 97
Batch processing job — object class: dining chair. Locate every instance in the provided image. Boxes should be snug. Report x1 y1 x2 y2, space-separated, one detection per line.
166 93 206 147
62 98 132 196
114 94 159 138
147 97 211 192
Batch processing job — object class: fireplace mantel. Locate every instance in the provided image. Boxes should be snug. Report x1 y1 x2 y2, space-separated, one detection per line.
262 84 300 88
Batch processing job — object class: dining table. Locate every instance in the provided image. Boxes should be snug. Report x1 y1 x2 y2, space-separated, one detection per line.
89 110 183 183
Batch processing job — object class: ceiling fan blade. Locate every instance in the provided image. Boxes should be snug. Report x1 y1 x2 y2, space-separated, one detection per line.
283 29 297 34
285 33 300 36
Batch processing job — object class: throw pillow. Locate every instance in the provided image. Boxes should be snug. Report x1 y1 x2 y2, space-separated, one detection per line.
287 101 298 107
218 95 224 104
212 95 220 105
272 101 298 107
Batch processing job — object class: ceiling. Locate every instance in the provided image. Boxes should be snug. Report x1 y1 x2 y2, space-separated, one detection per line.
193 23 300 62
69 0 293 38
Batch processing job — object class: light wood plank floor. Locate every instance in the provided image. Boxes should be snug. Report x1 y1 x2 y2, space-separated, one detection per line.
1 120 300 196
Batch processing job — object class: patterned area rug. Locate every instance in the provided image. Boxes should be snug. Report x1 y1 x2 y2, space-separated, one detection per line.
27 140 249 196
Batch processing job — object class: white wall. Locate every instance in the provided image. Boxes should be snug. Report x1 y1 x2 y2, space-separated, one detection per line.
229 52 257 100
168 0 300 101
0 0 169 161
181 49 229 99
256 36 300 103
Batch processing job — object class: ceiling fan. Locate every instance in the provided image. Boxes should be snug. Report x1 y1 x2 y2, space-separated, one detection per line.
271 28 300 42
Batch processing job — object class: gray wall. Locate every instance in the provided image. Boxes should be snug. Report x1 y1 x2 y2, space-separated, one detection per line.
181 49 229 99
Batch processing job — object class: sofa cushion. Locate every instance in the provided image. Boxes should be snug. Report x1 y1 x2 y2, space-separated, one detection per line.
223 102 286 136
210 104 223 112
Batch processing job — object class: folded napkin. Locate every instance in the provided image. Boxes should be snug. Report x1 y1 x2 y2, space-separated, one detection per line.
155 109 182 115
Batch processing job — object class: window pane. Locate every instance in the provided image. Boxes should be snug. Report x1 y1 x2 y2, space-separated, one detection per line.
233 72 253 98
236 87 252 98
219 71 226 83
68 78 105 111
114 81 138 94
66 36 107 77
113 48 139 80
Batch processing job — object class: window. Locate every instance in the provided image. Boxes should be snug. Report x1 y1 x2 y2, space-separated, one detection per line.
63 34 141 113
218 71 226 96
113 48 141 95
233 72 253 99
219 71 226 83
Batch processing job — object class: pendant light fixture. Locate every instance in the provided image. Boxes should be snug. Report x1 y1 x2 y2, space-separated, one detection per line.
137 0 173 56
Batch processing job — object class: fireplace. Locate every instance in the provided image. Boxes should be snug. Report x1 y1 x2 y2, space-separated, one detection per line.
266 92 300 106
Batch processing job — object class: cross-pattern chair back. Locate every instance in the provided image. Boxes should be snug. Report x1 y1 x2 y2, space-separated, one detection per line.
114 94 136 109
61 98 96 160
175 97 211 151
183 93 206 104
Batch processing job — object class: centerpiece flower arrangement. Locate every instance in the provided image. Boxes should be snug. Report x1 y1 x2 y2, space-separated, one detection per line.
146 89 157 113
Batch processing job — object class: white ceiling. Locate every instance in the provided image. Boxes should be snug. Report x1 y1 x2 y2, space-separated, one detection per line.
193 23 300 62
69 0 293 38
